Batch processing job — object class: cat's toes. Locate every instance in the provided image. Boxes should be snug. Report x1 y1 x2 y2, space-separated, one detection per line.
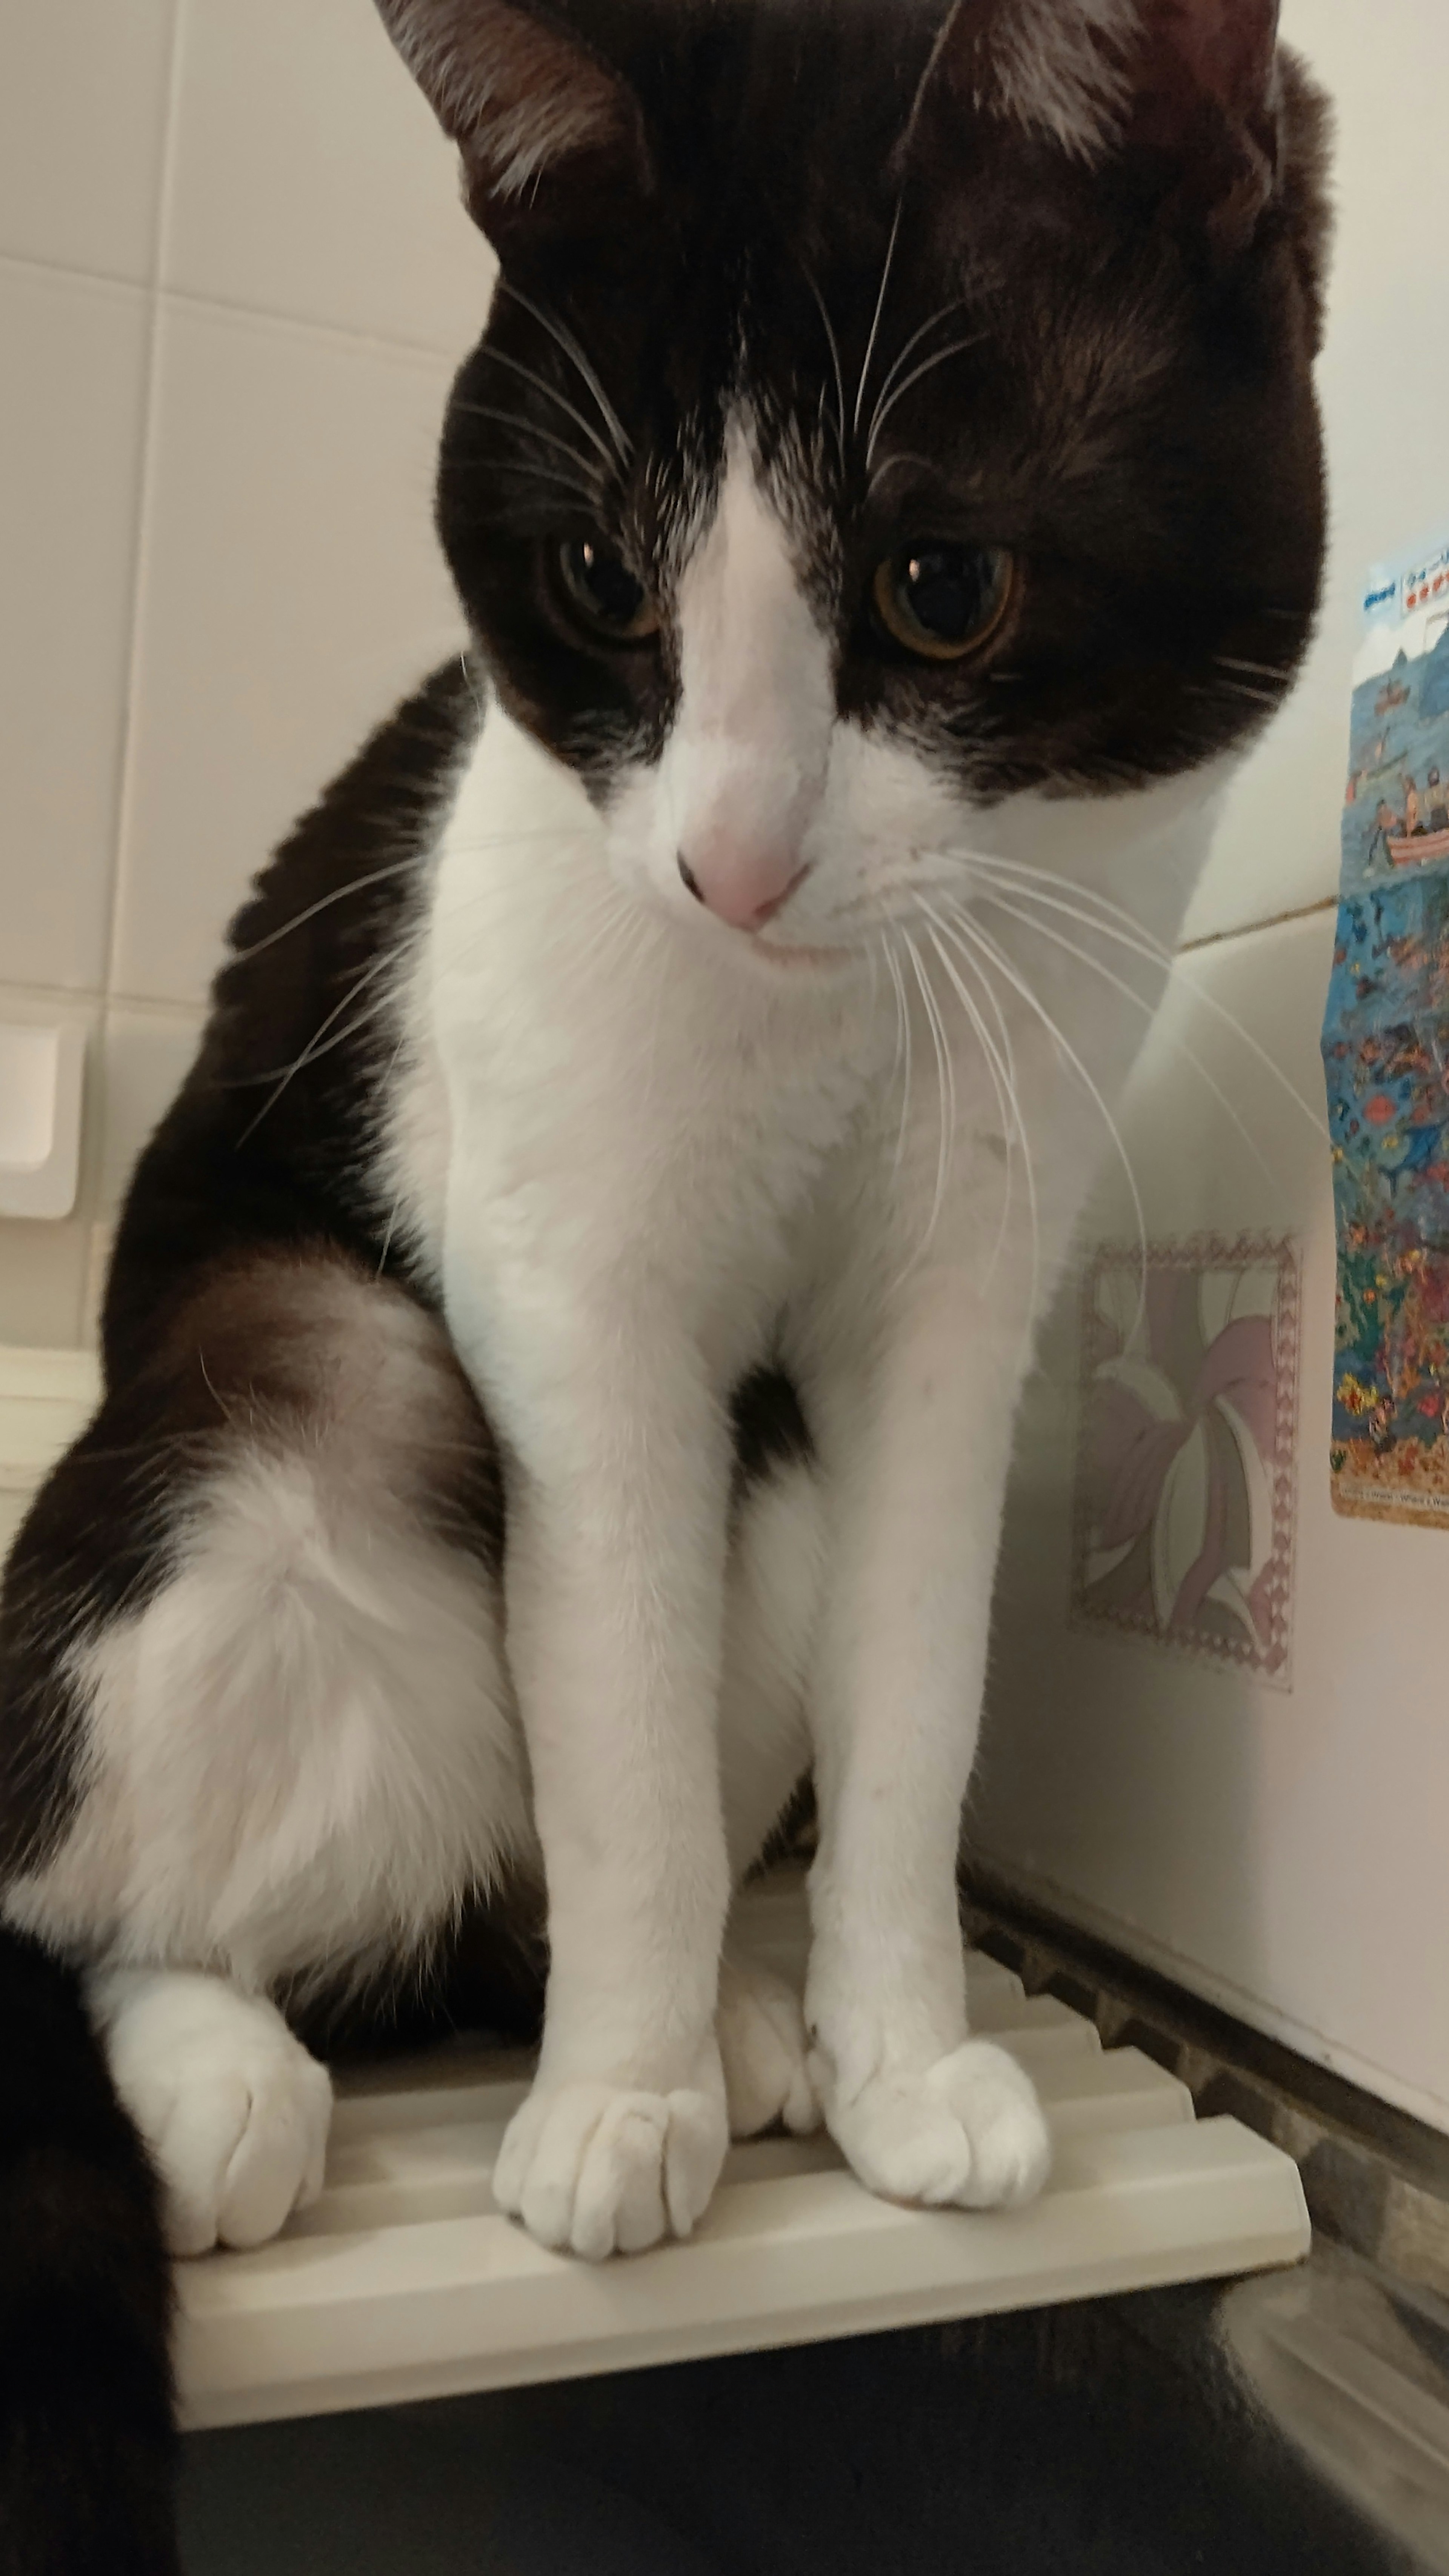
823 2039 1051 2212
96 1969 332 2256
716 1954 821 2139
493 2071 729 2261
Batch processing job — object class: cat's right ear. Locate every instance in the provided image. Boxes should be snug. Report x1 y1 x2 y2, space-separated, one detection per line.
373 0 652 251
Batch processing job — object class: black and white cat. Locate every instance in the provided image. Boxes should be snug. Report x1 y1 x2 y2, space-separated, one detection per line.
0 0 1329 2561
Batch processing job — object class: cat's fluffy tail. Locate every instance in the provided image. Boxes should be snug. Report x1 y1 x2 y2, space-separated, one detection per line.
0 1922 179 2575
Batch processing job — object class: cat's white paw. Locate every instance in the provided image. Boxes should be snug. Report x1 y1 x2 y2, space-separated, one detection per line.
821 2038 1051 2212
716 1953 821 2139
493 2066 729 2261
94 1968 332 2256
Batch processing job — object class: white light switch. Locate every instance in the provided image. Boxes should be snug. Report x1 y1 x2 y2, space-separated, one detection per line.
0 1021 86 1219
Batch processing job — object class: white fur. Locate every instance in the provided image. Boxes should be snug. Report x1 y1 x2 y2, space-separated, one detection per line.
91 1968 332 2255
718 1459 823 1879
6 1273 531 1994
659 424 836 927
716 1951 819 2140
393 427 1228 2252
821 2037 1052 2210
8 1252 823 2256
930 0 1137 163
379 0 628 200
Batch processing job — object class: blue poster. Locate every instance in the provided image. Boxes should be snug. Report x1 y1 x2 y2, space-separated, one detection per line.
1325 531 1449 1524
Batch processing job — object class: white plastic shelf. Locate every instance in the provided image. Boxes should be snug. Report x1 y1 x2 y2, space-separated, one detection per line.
0 1355 1310 2431
177 1881 1309 2430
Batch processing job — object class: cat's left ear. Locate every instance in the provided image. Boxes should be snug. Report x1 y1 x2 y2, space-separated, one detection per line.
373 0 651 251
913 0 1290 261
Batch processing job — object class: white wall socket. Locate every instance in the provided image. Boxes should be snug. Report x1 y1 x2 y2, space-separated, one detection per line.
0 1021 87 1220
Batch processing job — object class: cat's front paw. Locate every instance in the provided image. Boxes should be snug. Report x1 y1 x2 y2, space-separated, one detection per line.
716 1953 821 2139
94 1968 332 2256
821 2039 1051 2212
493 2065 729 2261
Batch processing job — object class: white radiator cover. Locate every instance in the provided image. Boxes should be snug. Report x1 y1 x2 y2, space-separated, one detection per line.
177 1887 1306 2430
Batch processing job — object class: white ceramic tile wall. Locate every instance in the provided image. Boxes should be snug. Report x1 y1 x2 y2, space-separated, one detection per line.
0 0 1444 1341
114 303 460 1006
0 0 485 1344
163 0 494 353
0 264 151 992
0 0 177 285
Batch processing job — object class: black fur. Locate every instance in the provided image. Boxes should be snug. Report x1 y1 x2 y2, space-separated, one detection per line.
0 1927 178 2576
0 665 493 2571
1 664 486 1884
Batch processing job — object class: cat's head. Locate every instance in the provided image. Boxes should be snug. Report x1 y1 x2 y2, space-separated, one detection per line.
376 0 1330 962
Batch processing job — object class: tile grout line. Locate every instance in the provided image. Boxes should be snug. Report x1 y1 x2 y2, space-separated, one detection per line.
0 249 475 373
99 0 189 1063
1176 893 1339 958
0 248 149 305
68 0 192 1352
157 279 474 370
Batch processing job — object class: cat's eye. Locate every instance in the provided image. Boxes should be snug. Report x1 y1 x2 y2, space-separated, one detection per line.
555 536 660 643
871 543 1013 662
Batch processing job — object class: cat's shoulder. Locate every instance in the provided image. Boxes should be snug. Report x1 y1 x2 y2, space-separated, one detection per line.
219 656 482 992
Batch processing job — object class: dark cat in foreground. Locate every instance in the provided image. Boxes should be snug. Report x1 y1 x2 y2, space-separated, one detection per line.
0 2 1329 2565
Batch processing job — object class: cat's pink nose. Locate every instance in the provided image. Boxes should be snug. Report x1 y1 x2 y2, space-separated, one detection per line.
677 843 810 932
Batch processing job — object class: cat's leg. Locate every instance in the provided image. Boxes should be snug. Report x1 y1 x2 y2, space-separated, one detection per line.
88 1968 332 2255
449 1278 739 2261
715 1448 823 2140
715 1952 818 2141
2 1255 527 2255
804 1273 1051 2212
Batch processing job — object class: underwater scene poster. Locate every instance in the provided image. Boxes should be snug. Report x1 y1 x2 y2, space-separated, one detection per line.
1326 528 1449 1525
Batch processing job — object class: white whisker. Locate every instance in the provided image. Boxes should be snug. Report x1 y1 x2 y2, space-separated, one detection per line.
916 901 1012 1170
477 342 620 473
960 855 1327 1135
865 333 985 470
232 859 418 962
459 650 486 727
903 929 955 1263
973 886 1280 1188
451 400 608 488
373 1029 411 1276
939 904 1147 1338
1209 675 1280 709
495 280 632 464
437 860 632 982
920 924 1013 1287
866 299 972 460
232 953 397 1143
231 830 570 965
802 268 848 466
880 934 914 1182
480 458 609 507
866 450 938 498
1215 654 1296 684
853 194 904 440
919 905 1039 1323
865 930 882 1019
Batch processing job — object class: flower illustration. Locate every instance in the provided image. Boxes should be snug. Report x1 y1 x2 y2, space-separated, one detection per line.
1075 1244 1295 1674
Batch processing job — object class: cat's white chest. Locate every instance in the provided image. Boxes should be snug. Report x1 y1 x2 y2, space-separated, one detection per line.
406 704 886 1383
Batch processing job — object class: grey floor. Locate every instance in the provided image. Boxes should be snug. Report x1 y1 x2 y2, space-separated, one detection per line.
181 2250 1437 2576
